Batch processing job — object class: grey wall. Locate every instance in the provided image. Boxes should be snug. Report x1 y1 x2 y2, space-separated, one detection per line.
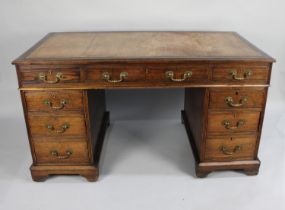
1 0 284 120
106 89 184 120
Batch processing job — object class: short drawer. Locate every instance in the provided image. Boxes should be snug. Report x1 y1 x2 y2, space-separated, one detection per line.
34 141 90 164
146 65 210 83
25 90 83 112
209 88 266 109
212 65 270 84
86 66 145 85
28 114 86 137
208 110 261 133
205 135 257 161
19 68 80 85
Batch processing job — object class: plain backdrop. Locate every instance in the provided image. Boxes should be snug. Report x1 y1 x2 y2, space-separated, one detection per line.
0 1 284 210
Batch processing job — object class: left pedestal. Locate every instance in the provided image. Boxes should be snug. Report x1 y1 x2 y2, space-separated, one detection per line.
21 89 108 182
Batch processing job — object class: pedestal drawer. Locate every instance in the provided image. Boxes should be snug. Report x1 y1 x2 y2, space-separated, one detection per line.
34 141 90 164
208 110 261 134
209 88 266 109
25 90 83 112
28 114 86 137
205 135 257 161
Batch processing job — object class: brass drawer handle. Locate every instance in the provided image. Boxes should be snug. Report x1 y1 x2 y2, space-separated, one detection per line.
46 123 70 133
38 71 63 84
230 70 252 80
222 120 245 130
220 145 242 155
43 99 69 110
225 96 248 107
102 72 128 83
165 71 192 82
50 150 73 159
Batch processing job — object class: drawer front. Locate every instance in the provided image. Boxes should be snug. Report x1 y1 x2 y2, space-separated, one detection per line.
25 90 83 112
28 114 86 137
19 69 80 85
146 65 210 83
86 66 145 85
212 65 270 83
34 141 90 164
208 111 261 133
205 136 257 161
209 88 266 109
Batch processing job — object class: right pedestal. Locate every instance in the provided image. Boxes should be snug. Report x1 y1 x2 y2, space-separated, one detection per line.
183 87 267 177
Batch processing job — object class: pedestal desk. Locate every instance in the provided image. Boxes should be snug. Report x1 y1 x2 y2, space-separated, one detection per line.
12 32 275 181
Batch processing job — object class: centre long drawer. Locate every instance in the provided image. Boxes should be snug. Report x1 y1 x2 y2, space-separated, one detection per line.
146 65 210 83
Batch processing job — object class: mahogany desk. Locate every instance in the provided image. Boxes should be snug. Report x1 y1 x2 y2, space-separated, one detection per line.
12 32 275 181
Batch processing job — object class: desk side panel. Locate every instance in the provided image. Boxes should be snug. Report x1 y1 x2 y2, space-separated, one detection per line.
85 90 106 166
184 88 208 161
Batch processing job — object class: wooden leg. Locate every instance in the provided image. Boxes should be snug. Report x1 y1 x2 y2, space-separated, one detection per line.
80 168 99 182
195 166 210 178
30 165 99 182
31 170 99 182
32 175 49 182
31 172 49 182
243 168 259 176
81 174 98 182
196 171 210 178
